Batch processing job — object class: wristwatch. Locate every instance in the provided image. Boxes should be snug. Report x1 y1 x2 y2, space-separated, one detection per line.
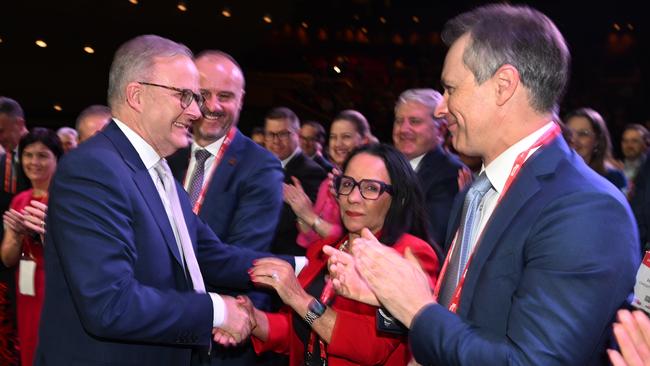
304 298 326 326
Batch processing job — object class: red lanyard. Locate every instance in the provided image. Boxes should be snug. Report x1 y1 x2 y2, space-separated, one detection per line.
306 240 345 365
4 152 16 194
184 127 236 214
434 123 561 313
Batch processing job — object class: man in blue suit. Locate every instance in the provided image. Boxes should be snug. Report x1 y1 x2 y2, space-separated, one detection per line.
167 50 284 365
36 35 288 366
328 4 640 365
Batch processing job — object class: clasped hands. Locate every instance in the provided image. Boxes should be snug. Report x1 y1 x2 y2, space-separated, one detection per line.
323 228 434 328
211 295 256 346
3 200 48 239
212 258 305 346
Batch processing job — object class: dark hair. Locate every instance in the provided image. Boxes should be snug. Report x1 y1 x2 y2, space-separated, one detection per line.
441 4 570 113
333 109 370 138
265 106 300 132
623 124 650 147
19 127 64 162
340 143 441 257
0 96 25 119
564 107 614 176
302 120 327 145
251 126 265 136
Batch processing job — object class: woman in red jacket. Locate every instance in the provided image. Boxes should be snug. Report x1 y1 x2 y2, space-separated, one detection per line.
244 144 441 366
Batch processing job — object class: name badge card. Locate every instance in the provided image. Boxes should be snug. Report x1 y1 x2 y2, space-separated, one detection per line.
18 259 36 296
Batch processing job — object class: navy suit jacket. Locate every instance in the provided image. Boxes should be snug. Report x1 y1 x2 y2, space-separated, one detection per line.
36 122 285 366
272 151 326 256
409 136 640 365
168 129 283 310
416 146 465 248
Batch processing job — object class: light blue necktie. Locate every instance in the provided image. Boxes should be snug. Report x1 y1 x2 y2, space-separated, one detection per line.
154 159 206 293
439 173 492 307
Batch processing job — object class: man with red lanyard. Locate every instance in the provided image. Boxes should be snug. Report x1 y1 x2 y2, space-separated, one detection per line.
167 50 285 366
327 4 640 365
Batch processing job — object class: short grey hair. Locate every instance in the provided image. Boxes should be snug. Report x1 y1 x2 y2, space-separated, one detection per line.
395 89 446 125
441 4 570 113
107 34 193 109
57 126 78 139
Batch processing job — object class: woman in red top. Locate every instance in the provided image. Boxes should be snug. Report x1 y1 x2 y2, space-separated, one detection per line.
243 144 441 366
1 128 62 366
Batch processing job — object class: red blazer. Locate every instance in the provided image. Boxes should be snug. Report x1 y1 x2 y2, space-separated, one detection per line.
252 233 440 366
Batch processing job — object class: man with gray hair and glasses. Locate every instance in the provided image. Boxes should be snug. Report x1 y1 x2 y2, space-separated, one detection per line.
327 4 639 365
36 35 297 366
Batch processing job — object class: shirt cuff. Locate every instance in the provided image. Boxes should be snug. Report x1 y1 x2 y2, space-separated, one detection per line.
294 256 309 276
209 292 226 327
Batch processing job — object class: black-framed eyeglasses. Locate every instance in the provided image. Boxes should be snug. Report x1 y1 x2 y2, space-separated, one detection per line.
265 130 292 140
139 82 204 109
335 175 394 200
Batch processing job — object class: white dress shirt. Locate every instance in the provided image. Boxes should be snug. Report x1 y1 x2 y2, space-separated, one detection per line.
468 121 556 255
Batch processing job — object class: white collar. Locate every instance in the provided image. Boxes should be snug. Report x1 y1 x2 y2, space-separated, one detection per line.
113 118 162 170
483 121 555 195
281 147 301 168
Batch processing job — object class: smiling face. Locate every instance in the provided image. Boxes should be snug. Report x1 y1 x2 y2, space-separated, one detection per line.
22 141 57 186
137 55 201 157
328 119 367 166
338 152 392 236
393 100 440 160
435 34 497 162
566 115 597 164
194 55 244 146
265 118 298 160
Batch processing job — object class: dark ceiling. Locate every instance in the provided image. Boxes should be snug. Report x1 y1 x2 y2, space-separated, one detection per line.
1 0 648 143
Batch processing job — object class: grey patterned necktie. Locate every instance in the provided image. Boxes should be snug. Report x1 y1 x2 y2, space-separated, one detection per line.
187 149 211 206
438 173 492 307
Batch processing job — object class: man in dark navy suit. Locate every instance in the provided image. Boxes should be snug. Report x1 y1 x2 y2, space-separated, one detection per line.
167 50 284 366
329 4 639 365
36 35 294 366
264 107 326 256
392 88 465 247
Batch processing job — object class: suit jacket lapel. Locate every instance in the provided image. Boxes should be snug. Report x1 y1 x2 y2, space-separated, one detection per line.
102 121 184 267
456 137 566 317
